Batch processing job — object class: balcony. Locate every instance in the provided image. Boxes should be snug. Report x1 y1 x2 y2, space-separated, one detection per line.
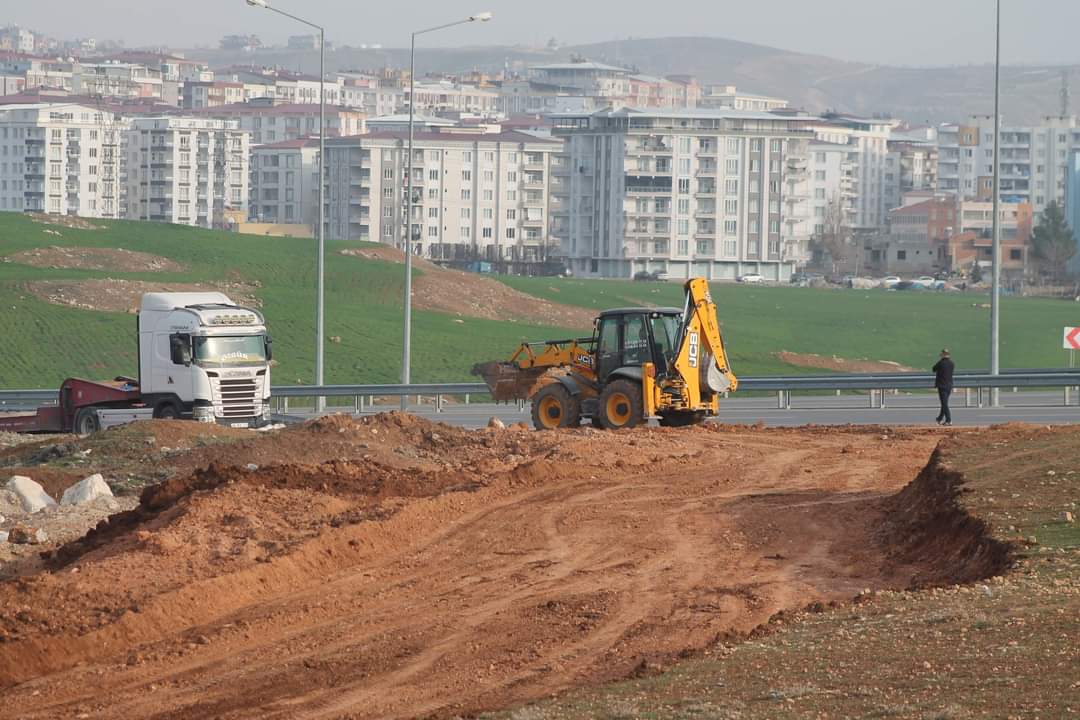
696 164 717 176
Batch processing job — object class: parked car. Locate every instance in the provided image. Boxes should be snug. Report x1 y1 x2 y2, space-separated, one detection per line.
633 270 667 282
882 276 902 288
737 273 765 284
914 275 936 287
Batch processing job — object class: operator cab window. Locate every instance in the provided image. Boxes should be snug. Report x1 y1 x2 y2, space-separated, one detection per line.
650 314 678 368
622 314 650 366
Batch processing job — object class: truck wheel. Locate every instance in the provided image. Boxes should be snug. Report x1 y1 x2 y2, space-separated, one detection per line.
598 379 644 430
154 402 180 420
530 384 581 430
73 408 101 437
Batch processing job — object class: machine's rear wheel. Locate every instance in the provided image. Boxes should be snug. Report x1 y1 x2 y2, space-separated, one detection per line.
658 411 706 428
530 384 581 430
73 408 101 437
598 379 644 430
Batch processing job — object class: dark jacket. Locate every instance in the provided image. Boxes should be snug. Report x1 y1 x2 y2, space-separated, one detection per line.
933 357 955 390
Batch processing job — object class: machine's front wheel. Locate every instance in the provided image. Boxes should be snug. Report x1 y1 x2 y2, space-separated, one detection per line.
598 380 644 430
154 402 180 420
73 408 101 437
530 384 581 430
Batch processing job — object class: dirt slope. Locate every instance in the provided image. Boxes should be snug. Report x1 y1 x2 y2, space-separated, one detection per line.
0 417 951 719
342 247 594 329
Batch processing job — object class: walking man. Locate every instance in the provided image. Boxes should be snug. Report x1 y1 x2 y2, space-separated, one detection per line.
933 349 955 426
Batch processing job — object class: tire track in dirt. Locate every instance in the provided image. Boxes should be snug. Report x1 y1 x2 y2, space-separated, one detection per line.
0 423 940 720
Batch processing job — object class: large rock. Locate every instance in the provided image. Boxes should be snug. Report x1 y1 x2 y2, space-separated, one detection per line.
8 524 47 545
5 476 57 513
60 473 114 506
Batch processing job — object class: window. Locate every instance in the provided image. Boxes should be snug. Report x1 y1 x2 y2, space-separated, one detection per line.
461 208 471 219
815 170 826 181
428 150 440 161
428 188 438 200
679 137 691 152
677 238 689 255
462 169 472 181
428 207 439 218
678 219 689 235
483 189 494 201
505 227 515 239
725 179 738 195
482 227 493 238
463 151 473 162
814 188 826 199
771 140 783 152
726 138 739 153
428 226 439 237
678 178 690 194
483 170 495 182
724 220 737 235
461 226 472 239
678 198 690 215
506 209 517 220
483 208 494 219
678 158 691 173
461 189 472 200
725 158 739 175
428 169 439 180
897 250 907 260
383 168 394 179
507 190 517 201
724 199 738 215
750 139 762 152
750 159 760 172
507 171 518 182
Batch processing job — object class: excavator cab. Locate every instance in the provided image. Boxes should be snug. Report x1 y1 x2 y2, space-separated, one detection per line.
593 308 682 383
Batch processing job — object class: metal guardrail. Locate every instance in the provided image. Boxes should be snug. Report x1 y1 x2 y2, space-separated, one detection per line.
2 370 1079 415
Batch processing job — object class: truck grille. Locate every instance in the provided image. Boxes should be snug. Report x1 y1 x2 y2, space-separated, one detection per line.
215 377 260 418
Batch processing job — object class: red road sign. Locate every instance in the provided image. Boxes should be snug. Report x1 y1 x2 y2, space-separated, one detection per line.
1065 327 1080 350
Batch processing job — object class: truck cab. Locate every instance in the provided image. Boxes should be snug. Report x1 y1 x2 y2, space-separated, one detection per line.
138 292 272 428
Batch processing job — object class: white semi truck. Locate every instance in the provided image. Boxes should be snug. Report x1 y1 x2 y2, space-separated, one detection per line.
1 292 274 435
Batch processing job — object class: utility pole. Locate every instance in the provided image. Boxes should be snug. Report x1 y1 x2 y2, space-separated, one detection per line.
990 0 1002 407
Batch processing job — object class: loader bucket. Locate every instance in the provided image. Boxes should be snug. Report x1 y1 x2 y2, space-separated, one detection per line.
471 361 548 402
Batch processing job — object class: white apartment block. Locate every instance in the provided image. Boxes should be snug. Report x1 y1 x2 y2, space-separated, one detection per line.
324 131 562 262
125 117 248 228
937 115 1080 217
699 85 789 112
191 102 365 145
798 140 857 259
550 107 815 280
0 103 126 217
250 138 320 229
808 114 895 231
406 81 499 117
884 141 938 213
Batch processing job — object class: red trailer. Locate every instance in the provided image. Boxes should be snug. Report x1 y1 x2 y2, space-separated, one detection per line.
0 377 143 435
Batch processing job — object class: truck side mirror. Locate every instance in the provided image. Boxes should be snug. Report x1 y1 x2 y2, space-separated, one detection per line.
264 335 273 362
170 335 192 366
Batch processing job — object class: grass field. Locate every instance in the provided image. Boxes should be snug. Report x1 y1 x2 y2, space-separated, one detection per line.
0 213 572 388
2 211 1079 388
499 276 1080 375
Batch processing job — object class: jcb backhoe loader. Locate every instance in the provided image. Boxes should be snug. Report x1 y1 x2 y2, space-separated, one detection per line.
472 278 737 430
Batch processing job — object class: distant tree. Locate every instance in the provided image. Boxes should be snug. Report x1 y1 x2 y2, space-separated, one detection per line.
819 194 852 273
1032 201 1077 283
970 261 983 284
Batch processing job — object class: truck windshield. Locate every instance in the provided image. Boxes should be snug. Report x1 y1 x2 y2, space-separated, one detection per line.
193 335 267 368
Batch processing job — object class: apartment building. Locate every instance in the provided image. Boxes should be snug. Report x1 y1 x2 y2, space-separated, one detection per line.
883 140 938 213
1067 150 1080 275
800 140 857 265
181 81 245 109
190 101 365 144
808 114 896 232
0 74 25 96
527 62 701 110
0 102 126 217
250 137 319 229
324 130 561 263
406 80 499 117
937 115 1080 217
549 107 815 280
867 194 957 275
698 85 788 112
337 72 401 116
125 116 248 228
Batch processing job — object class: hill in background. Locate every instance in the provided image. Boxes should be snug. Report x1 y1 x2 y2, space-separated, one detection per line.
191 36 1079 124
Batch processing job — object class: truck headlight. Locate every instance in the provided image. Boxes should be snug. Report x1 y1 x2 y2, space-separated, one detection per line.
194 405 215 423
261 403 272 421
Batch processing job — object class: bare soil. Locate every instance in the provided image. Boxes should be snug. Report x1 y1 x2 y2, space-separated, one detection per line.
26 213 105 231
0 414 980 719
24 278 261 313
342 246 594 329
776 350 915 373
5 246 184 273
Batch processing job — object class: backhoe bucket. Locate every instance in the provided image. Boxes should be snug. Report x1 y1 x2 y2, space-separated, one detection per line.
471 361 548 402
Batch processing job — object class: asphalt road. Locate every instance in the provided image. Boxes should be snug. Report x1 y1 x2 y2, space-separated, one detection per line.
279 390 1080 430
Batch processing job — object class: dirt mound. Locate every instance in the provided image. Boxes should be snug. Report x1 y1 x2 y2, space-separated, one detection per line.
24 278 261 313
342 246 594 329
6 246 184 273
880 446 1013 587
776 351 915 373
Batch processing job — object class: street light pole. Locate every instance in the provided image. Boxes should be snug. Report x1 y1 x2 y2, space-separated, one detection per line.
400 12 493 410
991 0 1002 406
245 0 325 408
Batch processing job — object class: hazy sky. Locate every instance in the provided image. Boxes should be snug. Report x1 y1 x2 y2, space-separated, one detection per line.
10 0 1080 66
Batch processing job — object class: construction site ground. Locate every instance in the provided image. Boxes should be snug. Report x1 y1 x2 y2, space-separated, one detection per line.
0 417 1076 719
